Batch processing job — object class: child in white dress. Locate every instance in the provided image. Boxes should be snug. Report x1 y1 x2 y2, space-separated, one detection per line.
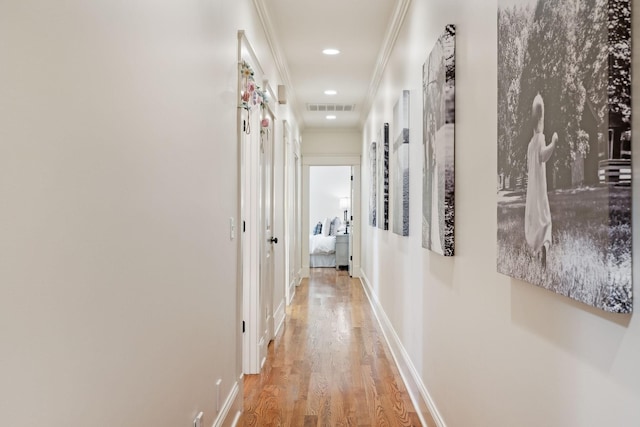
524 94 557 268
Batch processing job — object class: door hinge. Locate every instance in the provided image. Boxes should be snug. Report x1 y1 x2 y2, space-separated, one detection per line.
242 320 245 333
350 175 354 181
350 256 353 261
243 221 246 232
243 120 246 132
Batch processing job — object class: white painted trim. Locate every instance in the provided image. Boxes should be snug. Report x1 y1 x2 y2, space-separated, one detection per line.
251 0 304 128
302 154 361 165
301 265 310 279
283 120 292 307
212 381 242 427
301 156 362 280
274 299 286 337
359 270 447 427
360 0 412 127
239 31 268 375
288 279 297 303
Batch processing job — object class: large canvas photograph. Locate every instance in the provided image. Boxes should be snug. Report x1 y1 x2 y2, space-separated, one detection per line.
393 91 410 237
497 0 632 313
423 25 456 256
378 123 390 230
369 140 377 227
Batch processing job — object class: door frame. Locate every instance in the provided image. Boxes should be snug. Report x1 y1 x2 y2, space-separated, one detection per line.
283 121 302 304
302 155 361 278
238 30 277 375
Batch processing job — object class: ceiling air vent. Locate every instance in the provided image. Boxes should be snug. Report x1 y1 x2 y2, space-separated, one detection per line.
306 103 356 112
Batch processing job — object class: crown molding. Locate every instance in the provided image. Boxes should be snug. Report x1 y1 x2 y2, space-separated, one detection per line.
359 0 412 127
252 0 305 129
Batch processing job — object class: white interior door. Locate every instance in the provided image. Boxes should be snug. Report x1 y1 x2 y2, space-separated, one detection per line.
259 110 275 365
284 123 301 304
239 33 278 374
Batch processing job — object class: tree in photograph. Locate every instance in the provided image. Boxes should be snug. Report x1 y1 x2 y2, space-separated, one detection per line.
608 0 631 125
576 0 608 125
516 0 587 189
498 6 532 184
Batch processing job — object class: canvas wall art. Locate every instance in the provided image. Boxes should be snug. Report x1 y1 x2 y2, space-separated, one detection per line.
393 91 410 237
423 25 456 256
369 140 377 227
497 0 632 313
378 123 390 230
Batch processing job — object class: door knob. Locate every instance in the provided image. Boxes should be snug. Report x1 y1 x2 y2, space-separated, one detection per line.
269 237 278 244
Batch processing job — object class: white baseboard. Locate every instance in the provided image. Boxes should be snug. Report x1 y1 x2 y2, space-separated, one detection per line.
351 263 361 278
288 279 297 303
301 265 310 278
274 299 286 337
212 380 242 427
359 270 446 427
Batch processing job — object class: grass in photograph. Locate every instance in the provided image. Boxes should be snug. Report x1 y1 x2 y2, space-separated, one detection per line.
497 186 632 313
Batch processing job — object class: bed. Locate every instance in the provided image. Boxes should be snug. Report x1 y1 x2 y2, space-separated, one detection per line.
309 234 337 267
309 217 343 268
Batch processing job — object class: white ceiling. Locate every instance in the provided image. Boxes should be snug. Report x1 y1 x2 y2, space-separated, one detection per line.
258 0 406 130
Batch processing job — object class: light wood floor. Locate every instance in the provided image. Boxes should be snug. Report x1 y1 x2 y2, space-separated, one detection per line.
240 268 422 426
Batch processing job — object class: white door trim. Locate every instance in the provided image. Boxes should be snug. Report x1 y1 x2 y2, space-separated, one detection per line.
302 155 362 278
238 30 275 375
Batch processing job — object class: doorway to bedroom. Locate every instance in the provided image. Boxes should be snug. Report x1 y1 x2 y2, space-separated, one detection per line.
308 166 352 272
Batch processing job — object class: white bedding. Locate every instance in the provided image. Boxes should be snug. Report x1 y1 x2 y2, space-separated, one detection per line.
309 234 336 255
310 253 336 267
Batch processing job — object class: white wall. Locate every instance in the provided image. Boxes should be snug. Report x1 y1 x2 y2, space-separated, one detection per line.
309 166 351 231
0 1 299 426
302 129 362 155
361 1 640 427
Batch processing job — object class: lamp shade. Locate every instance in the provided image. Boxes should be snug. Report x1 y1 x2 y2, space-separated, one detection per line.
339 197 350 211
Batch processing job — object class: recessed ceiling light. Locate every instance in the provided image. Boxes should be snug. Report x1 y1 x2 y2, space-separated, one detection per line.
322 48 340 55
326 115 337 120
324 90 337 95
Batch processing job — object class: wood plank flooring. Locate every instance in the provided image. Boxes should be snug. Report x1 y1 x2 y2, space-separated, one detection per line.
240 268 422 426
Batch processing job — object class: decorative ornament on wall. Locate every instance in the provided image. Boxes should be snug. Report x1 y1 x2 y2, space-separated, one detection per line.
497 0 632 313
240 60 268 134
423 25 456 256
392 90 410 237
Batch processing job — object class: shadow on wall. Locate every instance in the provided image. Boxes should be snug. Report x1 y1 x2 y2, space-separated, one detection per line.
510 277 633 377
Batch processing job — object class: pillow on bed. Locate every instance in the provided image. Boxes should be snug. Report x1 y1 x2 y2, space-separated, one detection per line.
312 221 322 235
329 217 342 236
321 217 331 236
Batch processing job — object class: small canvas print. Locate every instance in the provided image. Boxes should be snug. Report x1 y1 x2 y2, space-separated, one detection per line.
378 123 390 230
393 91 410 237
423 25 456 256
497 0 632 313
369 140 377 227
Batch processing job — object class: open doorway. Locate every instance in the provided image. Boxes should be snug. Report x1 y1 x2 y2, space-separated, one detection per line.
308 166 351 271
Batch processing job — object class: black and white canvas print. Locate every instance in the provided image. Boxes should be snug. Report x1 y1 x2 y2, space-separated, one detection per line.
369 140 377 227
497 0 632 313
393 91 410 236
423 25 455 256
378 123 390 230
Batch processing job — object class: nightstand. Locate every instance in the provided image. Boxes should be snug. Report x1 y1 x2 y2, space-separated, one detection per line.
335 234 349 270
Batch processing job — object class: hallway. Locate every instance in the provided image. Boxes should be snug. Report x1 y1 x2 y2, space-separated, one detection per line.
241 269 422 426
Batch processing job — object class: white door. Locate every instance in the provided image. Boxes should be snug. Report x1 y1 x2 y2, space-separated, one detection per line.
239 36 278 374
259 110 275 365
